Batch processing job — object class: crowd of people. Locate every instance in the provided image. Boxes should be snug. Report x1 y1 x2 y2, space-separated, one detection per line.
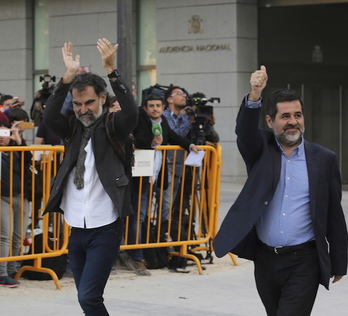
0 38 220 314
2 39 346 316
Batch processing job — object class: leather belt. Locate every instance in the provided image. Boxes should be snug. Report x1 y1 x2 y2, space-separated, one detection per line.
261 240 316 255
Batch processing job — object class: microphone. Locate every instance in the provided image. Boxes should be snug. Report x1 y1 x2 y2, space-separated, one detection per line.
152 123 162 136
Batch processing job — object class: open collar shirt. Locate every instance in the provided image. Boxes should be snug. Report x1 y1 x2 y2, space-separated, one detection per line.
163 108 191 176
60 139 118 228
246 96 315 247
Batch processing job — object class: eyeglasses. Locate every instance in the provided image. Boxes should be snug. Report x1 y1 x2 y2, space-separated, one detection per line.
170 92 186 97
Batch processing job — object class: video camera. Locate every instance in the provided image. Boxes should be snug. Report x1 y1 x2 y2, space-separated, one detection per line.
39 74 56 107
141 83 171 107
186 95 220 119
30 74 56 122
185 93 220 145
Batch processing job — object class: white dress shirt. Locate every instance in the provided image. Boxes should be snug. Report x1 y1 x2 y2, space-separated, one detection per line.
60 139 118 228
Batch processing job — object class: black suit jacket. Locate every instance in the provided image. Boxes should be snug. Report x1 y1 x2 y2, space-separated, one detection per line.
214 98 348 289
132 107 192 189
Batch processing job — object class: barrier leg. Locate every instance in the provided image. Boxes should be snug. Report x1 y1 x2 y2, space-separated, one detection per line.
169 245 204 274
14 257 62 290
228 252 239 266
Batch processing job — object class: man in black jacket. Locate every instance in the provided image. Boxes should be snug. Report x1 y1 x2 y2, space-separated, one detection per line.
122 94 200 275
43 38 138 316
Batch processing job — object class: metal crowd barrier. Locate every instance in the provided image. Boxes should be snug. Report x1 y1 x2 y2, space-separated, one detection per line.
122 145 237 272
0 146 67 289
123 145 219 274
0 144 235 289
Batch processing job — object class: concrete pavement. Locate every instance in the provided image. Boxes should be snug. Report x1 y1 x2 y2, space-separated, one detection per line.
0 182 347 316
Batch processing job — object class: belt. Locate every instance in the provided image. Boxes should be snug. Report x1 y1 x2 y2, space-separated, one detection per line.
261 240 316 255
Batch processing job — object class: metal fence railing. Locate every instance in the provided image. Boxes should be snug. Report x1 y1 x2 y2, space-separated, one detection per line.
0 144 236 289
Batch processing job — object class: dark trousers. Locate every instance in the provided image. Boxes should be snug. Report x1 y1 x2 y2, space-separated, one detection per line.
68 219 123 316
254 243 320 316
126 177 150 261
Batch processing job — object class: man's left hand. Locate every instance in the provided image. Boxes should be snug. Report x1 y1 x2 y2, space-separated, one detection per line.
97 38 118 74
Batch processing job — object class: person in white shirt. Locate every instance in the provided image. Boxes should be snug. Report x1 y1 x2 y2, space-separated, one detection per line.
42 38 138 316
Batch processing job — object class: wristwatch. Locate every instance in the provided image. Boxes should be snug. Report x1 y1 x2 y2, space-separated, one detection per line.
107 69 120 79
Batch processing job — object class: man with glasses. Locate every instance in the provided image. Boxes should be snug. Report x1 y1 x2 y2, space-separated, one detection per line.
161 86 192 221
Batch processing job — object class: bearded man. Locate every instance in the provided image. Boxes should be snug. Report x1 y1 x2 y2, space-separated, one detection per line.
214 66 347 316
43 38 137 316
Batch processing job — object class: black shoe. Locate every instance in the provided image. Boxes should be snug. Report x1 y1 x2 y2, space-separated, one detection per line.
8 272 17 279
0 276 20 288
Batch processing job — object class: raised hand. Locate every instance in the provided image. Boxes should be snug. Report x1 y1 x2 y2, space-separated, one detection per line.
249 65 268 102
10 122 23 145
97 38 118 74
61 42 80 83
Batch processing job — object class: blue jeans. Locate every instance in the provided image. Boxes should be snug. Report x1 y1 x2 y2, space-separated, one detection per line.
160 166 181 222
68 219 123 316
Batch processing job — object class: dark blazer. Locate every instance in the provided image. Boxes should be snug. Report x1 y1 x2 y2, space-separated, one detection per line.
42 76 138 219
214 98 348 289
132 107 192 189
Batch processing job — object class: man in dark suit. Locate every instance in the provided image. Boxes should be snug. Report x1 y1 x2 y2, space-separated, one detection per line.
214 66 347 316
121 93 201 275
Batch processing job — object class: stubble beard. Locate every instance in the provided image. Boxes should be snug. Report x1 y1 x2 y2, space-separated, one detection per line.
76 104 103 127
274 127 304 147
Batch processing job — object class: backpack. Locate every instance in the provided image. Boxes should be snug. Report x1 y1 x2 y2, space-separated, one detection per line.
105 111 135 181
163 219 188 271
21 232 68 280
142 219 168 269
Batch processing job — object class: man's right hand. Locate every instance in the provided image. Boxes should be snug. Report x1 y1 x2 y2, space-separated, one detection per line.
248 65 268 102
61 42 80 83
152 135 163 147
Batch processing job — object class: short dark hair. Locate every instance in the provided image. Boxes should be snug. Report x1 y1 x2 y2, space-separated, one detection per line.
0 94 13 105
0 121 11 128
164 85 182 105
9 108 29 123
70 72 107 98
265 89 304 121
144 93 164 107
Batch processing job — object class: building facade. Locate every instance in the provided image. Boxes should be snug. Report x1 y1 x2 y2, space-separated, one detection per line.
0 0 347 183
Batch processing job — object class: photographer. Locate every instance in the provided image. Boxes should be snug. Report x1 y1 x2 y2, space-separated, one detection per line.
162 86 192 220
30 77 55 126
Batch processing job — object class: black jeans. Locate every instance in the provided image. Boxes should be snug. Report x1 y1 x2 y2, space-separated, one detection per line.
254 243 320 316
68 219 123 316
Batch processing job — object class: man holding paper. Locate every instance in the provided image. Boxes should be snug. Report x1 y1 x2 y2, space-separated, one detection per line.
122 93 201 276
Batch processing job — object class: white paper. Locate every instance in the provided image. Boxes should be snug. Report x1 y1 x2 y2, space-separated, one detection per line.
184 150 205 167
132 150 155 177
29 144 53 161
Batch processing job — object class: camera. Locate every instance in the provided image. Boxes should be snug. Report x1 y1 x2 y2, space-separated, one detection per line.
185 94 220 145
39 74 56 107
30 74 56 122
186 95 220 118
0 129 11 137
